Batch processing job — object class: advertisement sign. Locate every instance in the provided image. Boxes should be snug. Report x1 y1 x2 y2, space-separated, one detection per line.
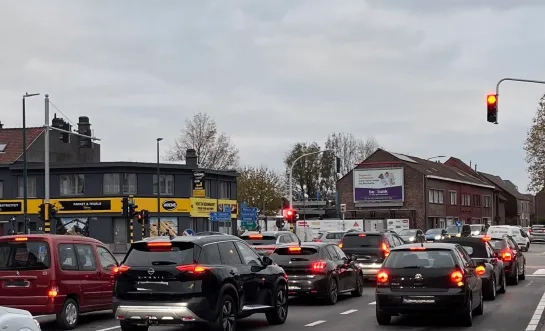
0 202 22 213
353 168 404 204
218 199 238 217
192 171 205 198
190 198 217 217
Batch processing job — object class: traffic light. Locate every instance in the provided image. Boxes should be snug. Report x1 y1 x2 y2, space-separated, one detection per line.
38 203 46 220
49 204 57 219
486 94 498 124
60 121 71 143
141 210 150 223
283 208 298 223
129 202 138 219
135 212 143 224
121 197 129 218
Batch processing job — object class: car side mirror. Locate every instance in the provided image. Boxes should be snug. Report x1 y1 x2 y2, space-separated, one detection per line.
262 256 273 266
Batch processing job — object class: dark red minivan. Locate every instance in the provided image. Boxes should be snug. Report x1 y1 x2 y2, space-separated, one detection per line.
0 234 119 329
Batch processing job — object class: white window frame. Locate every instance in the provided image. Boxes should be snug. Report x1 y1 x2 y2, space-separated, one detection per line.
103 173 137 194
17 176 37 197
428 189 444 204
153 174 174 195
484 195 492 208
60 174 85 196
449 191 457 205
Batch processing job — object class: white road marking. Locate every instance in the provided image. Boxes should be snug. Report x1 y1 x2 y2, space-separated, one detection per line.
369 301 376 305
525 291 545 331
96 327 120 331
340 309 358 315
526 281 534 287
305 320 327 327
526 268 545 276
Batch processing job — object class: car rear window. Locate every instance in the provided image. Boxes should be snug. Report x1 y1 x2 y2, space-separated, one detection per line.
384 250 456 268
240 235 277 245
445 241 487 258
271 247 319 262
342 234 382 247
326 233 344 239
124 242 200 267
0 240 51 270
488 239 503 250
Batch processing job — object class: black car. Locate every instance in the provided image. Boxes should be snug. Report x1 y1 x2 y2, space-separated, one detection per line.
487 235 526 285
375 243 483 327
270 243 364 305
113 235 289 331
339 231 405 280
240 231 300 256
443 236 506 300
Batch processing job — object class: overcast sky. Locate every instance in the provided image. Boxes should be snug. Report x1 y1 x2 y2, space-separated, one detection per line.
2 1 544 192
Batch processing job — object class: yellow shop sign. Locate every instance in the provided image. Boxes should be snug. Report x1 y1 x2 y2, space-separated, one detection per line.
190 198 217 217
217 199 238 217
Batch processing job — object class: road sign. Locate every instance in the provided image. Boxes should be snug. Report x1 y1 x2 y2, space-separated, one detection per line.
455 220 462 227
209 211 231 222
240 202 258 222
183 229 194 236
241 220 257 231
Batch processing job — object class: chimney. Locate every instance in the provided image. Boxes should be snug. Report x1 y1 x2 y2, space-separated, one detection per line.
469 160 472 168
474 164 477 171
77 116 92 148
186 149 198 166
0 121 3 129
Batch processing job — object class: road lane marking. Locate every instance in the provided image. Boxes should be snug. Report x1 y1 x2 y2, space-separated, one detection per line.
525 291 545 331
340 309 358 315
526 281 534 287
96 327 120 331
369 301 376 305
526 269 545 276
305 320 326 327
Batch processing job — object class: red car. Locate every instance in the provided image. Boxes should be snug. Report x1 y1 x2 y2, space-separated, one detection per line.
0 234 119 329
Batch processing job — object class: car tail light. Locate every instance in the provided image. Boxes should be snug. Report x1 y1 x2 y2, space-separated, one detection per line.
176 264 209 273
450 270 464 286
475 265 486 276
381 242 390 257
409 246 425 250
377 270 389 284
249 235 263 239
288 247 302 254
358 233 366 237
338 240 343 249
482 236 491 241
48 281 59 298
147 241 172 251
501 250 512 262
14 237 28 241
313 239 322 242
310 261 327 272
113 265 130 274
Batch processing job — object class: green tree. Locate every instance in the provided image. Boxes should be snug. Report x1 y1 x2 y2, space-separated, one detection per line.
525 94 545 192
284 142 322 200
237 165 284 215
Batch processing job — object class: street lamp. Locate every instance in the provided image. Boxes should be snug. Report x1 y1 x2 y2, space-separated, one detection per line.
156 138 163 234
22 92 40 234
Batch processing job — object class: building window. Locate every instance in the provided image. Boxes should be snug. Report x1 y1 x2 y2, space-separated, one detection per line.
461 193 471 206
219 182 230 199
473 194 481 207
449 191 457 205
103 173 137 194
153 174 174 195
17 176 37 197
60 174 85 196
428 189 444 204
484 195 492 208
0 180 3 198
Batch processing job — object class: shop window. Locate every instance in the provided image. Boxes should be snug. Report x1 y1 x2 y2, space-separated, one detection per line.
149 217 178 237
153 174 174 195
219 182 230 199
17 176 37 197
60 174 85 196
56 217 89 237
103 173 137 194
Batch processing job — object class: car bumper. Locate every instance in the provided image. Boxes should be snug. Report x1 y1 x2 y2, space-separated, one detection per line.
531 235 545 242
113 297 212 326
356 262 382 278
376 288 466 315
287 275 328 295
0 295 64 315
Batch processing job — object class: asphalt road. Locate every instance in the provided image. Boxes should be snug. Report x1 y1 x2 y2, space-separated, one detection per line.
36 244 545 331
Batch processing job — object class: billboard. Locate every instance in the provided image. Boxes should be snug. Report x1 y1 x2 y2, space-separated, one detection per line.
353 168 404 204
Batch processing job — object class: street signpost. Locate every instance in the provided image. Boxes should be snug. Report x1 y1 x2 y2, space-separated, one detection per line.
455 219 462 231
240 202 258 231
209 206 232 233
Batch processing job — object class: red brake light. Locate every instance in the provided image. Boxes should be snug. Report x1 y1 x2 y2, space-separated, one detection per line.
338 241 343 248
288 247 302 253
310 261 327 271
358 233 366 237
313 239 322 242
450 270 464 286
14 237 28 241
176 264 208 273
381 242 390 257
475 265 486 276
48 281 58 298
409 247 425 250
501 250 512 261
249 235 263 239
113 265 130 274
377 270 388 283
482 236 491 241
147 242 171 247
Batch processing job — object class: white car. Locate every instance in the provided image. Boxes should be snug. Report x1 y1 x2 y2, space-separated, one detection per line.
487 225 531 251
0 306 41 331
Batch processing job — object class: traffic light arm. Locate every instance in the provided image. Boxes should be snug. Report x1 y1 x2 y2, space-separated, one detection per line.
48 126 102 141
494 77 545 114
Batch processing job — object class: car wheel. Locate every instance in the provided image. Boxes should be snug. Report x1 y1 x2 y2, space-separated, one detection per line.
526 243 530 252
56 298 79 330
324 278 339 305
519 263 526 280
509 266 519 285
485 277 496 300
498 271 507 294
352 273 364 297
265 284 289 325
210 294 237 331
120 321 149 331
375 305 391 325
460 296 473 327
474 291 484 316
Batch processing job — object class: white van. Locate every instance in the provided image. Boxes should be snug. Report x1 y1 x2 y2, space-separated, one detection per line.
487 225 531 251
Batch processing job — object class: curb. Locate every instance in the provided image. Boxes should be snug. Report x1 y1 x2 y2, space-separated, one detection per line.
527 292 545 331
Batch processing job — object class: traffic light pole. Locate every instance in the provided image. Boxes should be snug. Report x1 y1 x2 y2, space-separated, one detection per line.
495 78 545 119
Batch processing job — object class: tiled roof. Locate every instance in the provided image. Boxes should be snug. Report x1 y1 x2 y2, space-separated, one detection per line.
479 172 528 200
378 150 494 188
0 127 44 164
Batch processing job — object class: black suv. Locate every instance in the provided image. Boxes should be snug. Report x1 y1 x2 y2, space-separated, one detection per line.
113 235 289 331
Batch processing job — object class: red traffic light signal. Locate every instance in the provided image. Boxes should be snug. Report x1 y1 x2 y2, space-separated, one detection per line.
283 208 297 222
486 94 498 124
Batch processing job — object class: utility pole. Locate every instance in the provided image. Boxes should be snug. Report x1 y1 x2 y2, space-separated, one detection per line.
22 92 40 234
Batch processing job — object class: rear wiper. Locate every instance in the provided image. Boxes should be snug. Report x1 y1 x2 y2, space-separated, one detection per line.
401 266 421 269
359 245 372 247
151 261 177 265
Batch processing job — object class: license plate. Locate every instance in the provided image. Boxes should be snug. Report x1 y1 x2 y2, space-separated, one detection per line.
147 320 158 325
4 280 30 288
403 296 435 304
426 240 434 243
288 286 300 290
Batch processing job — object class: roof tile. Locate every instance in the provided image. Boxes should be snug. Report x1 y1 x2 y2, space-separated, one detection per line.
0 127 44 164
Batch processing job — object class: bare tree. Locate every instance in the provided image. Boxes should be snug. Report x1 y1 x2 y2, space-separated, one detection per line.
237 165 284 215
167 112 239 170
325 133 381 177
525 94 545 192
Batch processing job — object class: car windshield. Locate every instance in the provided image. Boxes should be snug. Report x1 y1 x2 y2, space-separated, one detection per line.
0 240 51 270
384 250 456 268
445 226 459 233
342 234 382 247
400 229 417 236
425 229 442 235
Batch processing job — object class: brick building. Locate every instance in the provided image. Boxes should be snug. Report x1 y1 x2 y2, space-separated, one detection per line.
336 149 496 231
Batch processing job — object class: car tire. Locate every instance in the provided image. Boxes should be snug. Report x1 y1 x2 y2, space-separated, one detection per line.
459 296 473 327
474 291 484 316
485 277 496 300
56 298 79 330
498 271 507 294
265 284 289 325
210 294 237 331
120 321 149 331
324 277 339 305
351 273 364 297
526 243 530 252
519 263 526 280
375 305 391 325
509 267 519 285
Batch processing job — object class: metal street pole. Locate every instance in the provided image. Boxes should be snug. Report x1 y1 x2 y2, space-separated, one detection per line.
22 92 40 234
495 77 545 122
156 137 163 234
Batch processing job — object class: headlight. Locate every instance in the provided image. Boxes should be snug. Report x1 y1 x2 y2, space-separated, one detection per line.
456 233 461 237
33 319 41 330
408 237 415 242
434 235 441 240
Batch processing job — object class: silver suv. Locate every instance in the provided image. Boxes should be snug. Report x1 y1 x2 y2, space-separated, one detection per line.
313 231 346 244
